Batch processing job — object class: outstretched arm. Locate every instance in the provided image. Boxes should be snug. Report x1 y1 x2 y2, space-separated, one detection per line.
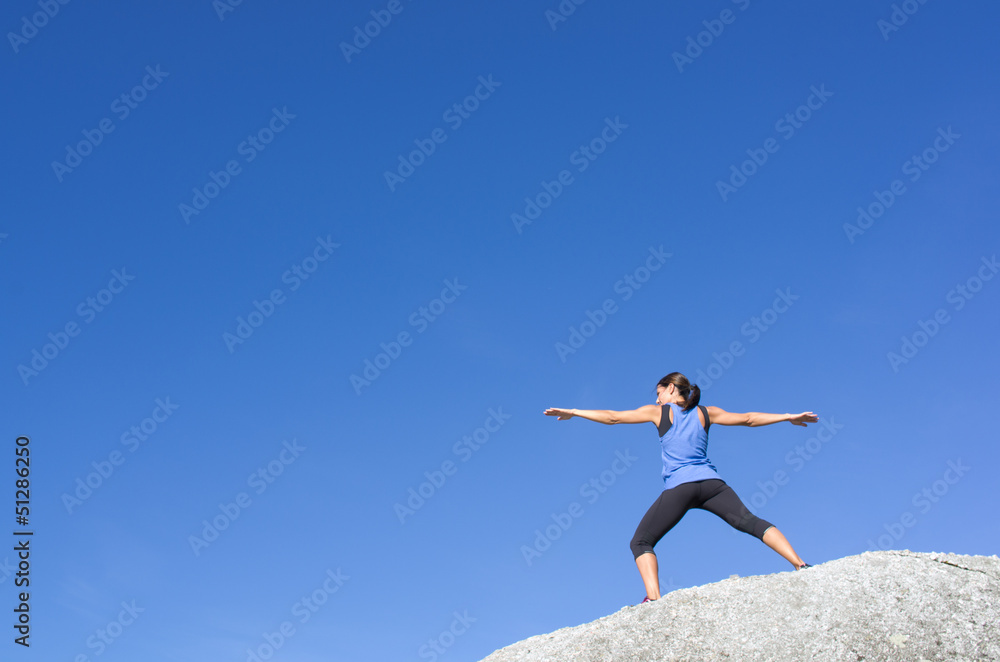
544 405 660 425
705 407 818 427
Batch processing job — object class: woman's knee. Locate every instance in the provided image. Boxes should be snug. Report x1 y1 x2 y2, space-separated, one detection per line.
721 510 769 538
752 519 774 540
630 535 653 559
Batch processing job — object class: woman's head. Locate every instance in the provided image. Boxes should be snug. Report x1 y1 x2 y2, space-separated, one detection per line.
655 372 701 411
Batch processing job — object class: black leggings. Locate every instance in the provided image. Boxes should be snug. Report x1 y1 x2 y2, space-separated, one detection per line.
630 479 773 559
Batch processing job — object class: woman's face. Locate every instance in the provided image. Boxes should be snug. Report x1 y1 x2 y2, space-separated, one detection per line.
656 383 680 405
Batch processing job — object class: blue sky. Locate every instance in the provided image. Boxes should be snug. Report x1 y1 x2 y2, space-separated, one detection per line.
2 0 998 660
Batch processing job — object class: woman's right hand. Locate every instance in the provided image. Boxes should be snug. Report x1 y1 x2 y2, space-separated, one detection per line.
789 412 818 427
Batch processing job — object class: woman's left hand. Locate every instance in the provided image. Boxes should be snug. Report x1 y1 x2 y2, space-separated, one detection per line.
544 408 575 420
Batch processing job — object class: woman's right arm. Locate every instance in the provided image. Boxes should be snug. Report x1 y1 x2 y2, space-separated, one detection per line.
705 406 818 427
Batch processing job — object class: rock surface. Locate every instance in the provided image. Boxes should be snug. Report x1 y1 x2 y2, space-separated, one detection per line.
478 550 999 662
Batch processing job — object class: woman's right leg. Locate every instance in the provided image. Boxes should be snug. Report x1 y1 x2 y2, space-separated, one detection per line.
630 484 696 600
699 480 807 569
761 526 806 568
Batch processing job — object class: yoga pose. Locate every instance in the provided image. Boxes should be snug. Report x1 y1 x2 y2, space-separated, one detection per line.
544 372 817 602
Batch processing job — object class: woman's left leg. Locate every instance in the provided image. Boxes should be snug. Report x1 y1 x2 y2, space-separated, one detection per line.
630 483 699 599
698 480 807 569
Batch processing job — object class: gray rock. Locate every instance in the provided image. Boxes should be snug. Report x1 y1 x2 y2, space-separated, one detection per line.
478 550 1000 662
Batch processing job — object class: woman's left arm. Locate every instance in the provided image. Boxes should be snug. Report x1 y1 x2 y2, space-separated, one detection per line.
544 405 660 425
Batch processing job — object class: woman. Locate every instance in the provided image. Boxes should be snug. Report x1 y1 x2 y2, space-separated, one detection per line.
543 372 816 602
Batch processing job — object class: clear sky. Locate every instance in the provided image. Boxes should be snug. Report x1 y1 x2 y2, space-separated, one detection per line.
2 0 998 660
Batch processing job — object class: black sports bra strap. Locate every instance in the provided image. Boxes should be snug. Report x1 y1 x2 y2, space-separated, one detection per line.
698 405 711 432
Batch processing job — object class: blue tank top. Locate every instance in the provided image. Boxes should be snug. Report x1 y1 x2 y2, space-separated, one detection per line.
658 403 723 489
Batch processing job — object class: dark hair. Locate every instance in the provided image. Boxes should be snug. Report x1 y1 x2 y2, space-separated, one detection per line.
657 372 701 412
